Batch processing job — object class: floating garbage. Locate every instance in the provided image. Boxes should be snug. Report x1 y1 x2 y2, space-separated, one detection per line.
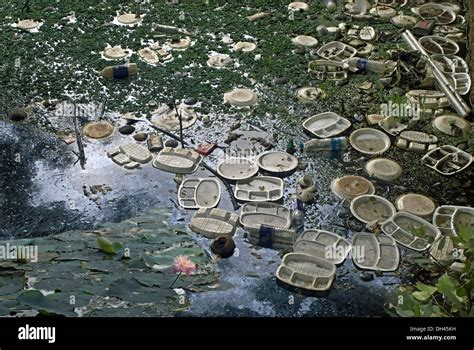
418 35 459 55
189 208 239 238
247 11 270 21
100 63 138 79
151 104 197 131
448 73 471 95
346 57 396 74
304 136 348 151
391 14 417 29
234 176 284 202
147 133 164 152
256 151 298 174
308 60 347 81
365 158 402 182
296 87 323 102
216 158 259 181
102 46 132 60
292 35 318 48
119 143 153 164
381 212 441 251
169 38 191 50
153 147 203 174
369 5 397 18
240 202 291 229
396 193 436 219
178 178 221 209
207 53 234 68
288 2 309 12
115 13 143 26
349 128 391 155
432 115 471 136
396 130 438 153
350 194 396 224
294 230 351 265
224 88 258 107
247 224 296 248
83 121 114 139
15 19 42 32
379 116 407 136
351 233 400 272
418 3 456 25
303 112 351 138
276 253 336 292
233 41 257 53
421 145 472 175
430 205 472 266
298 174 314 188
432 205 474 236
211 236 236 258
406 89 449 109
359 26 376 41
138 48 160 65
316 41 357 62
366 114 385 125
330 175 375 201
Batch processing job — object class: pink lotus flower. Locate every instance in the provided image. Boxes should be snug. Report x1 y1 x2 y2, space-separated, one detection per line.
172 255 196 276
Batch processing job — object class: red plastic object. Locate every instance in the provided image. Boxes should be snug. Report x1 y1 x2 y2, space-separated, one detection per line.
195 143 216 156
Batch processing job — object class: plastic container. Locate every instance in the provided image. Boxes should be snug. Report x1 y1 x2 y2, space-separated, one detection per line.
304 137 348 152
291 197 305 232
346 57 387 74
100 63 138 79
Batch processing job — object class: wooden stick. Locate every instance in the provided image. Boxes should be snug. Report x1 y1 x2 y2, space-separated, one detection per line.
72 103 86 170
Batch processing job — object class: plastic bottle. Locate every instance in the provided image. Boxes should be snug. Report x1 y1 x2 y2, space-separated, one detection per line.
100 63 138 79
304 137 348 151
291 197 305 232
346 57 386 74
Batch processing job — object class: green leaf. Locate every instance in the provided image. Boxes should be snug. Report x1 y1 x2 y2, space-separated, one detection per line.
436 274 463 309
17 290 76 317
97 237 122 255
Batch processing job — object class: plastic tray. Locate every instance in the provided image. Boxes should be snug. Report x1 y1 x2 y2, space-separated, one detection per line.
276 253 336 292
119 143 152 164
430 206 473 262
381 212 441 251
396 130 438 153
189 208 239 238
418 35 459 55
350 195 396 224
256 151 298 174
432 205 474 236
421 145 472 175
406 90 450 109
153 147 203 174
240 202 291 229
316 41 357 62
308 60 348 81
294 230 351 265
234 176 284 202
352 233 400 272
178 178 221 209
303 112 351 138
